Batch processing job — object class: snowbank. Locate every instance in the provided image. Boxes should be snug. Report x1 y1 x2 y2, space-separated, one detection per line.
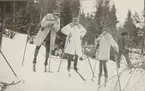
0 34 145 91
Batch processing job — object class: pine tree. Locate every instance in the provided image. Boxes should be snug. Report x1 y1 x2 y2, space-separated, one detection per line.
60 0 72 27
56 0 80 48
95 0 112 33
124 10 137 39
110 3 118 36
95 0 104 34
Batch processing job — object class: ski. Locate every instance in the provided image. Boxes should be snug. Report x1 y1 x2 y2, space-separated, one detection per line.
97 85 101 91
0 80 22 91
97 83 106 91
70 67 86 81
75 70 86 81
104 77 107 86
68 70 71 77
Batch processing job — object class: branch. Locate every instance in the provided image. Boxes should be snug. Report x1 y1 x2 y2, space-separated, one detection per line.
98 68 127 89
0 80 21 91
123 70 134 91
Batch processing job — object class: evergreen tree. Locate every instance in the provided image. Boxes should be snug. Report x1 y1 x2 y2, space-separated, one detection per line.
124 10 137 39
95 0 104 34
56 0 80 48
110 3 118 36
60 0 72 28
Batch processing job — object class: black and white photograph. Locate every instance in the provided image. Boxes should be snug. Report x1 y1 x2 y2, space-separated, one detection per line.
0 0 144 91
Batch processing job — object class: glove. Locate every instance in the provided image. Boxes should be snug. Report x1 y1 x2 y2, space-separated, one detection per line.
51 22 54 26
68 33 72 38
41 27 44 31
80 36 82 40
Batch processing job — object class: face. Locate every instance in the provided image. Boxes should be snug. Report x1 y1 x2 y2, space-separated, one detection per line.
102 28 107 34
53 14 59 19
124 35 128 39
72 18 79 25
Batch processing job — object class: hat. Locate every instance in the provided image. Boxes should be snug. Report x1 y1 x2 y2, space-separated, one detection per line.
53 10 60 15
102 26 109 31
73 17 79 20
72 11 79 18
121 32 128 36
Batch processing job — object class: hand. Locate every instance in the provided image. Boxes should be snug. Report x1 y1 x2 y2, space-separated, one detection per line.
51 22 54 26
80 36 82 40
115 48 119 53
125 49 129 53
41 27 44 31
68 33 72 38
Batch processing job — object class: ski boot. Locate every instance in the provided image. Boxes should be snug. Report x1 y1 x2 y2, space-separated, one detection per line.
33 63 36 72
98 74 102 85
44 62 48 72
44 66 47 72
74 67 78 71
104 76 108 86
98 77 101 85
33 58 37 72
67 67 71 77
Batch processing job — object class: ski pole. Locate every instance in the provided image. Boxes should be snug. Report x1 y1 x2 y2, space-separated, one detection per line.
48 52 52 72
91 45 99 81
0 50 18 78
86 56 94 75
21 36 29 66
21 23 31 66
115 51 121 91
84 47 94 76
57 33 71 72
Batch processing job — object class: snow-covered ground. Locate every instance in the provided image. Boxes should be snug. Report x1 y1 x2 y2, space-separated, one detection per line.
0 34 145 91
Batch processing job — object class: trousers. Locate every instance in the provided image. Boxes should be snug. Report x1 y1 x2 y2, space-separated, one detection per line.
118 49 131 67
98 60 108 78
67 54 78 69
33 31 51 66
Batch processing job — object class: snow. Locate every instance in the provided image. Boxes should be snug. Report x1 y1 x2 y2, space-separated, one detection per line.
0 33 145 91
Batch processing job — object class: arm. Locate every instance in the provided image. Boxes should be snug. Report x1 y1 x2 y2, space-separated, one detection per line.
80 25 86 37
52 18 60 32
41 14 54 28
61 24 71 36
109 34 119 52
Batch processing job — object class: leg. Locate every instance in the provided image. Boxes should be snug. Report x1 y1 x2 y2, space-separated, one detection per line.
33 46 41 63
67 54 72 71
103 61 108 85
74 55 78 71
103 61 108 78
117 50 122 68
44 42 50 66
124 50 132 68
44 32 51 72
33 46 41 72
98 61 103 85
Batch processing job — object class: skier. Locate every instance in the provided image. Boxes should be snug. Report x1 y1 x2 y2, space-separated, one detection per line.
117 32 132 68
95 27 119 85
33 10 60 72
61 15 86 71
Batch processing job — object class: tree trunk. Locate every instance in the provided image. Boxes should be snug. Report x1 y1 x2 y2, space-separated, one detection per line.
0 4 5 50
141 35 145 54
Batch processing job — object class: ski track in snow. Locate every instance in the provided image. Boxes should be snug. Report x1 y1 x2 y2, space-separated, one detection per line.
0 34 145 91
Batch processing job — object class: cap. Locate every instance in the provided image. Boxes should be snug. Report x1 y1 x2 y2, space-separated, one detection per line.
102 26 109 32
121 32 128 36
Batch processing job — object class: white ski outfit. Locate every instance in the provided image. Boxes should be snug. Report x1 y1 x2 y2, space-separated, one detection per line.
35 13 60 51
61 23 86 57
95 31 119 61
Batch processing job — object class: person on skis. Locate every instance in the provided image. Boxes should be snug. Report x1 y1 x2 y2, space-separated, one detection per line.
61 14 86 71
33 10 60 72
95 26 119 85
117 32 132 68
